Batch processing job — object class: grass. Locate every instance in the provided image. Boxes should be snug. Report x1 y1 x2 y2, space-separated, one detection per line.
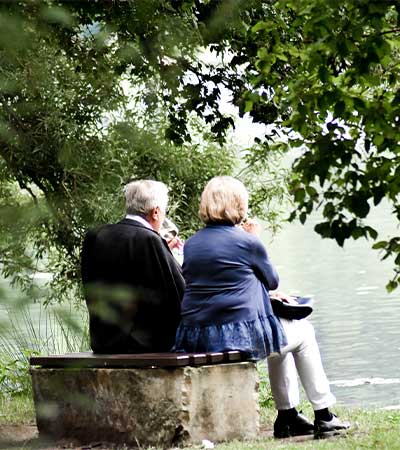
215 408 400 450
0 394 35 425
0 393 399 449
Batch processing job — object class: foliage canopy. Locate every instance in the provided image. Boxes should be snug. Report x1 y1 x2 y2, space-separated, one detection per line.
56 0 400 290
2 0 400 295
0 2 240 302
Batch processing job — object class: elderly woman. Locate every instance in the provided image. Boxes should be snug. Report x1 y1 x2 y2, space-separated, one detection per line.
174 176 350 439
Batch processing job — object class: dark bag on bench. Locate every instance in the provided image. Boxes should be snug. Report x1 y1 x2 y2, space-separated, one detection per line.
270 296 313 320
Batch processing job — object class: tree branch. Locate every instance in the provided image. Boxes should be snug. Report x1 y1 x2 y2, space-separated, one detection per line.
379 28 400 36
18 180 38 204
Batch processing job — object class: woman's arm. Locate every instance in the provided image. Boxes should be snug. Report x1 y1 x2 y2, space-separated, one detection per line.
251 239 280 290
241 218 279 290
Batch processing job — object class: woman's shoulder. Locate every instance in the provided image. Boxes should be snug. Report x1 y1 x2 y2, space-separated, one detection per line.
187 225 263 254
184 225 235 249
234 226 265 246
186 224 231 239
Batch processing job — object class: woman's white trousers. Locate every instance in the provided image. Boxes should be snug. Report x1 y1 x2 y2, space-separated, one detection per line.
267 318 336 410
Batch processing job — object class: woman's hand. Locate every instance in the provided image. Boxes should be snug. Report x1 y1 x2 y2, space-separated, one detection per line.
167 236 184 251
270 291 298 304
241 218 262 238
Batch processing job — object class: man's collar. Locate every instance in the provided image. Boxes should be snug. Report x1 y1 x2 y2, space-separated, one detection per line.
125 214 153 230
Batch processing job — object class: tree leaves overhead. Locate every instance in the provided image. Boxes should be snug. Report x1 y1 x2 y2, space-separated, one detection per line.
0 1 236 303
188 0 400 290
83 0 399 291
2 0 400 291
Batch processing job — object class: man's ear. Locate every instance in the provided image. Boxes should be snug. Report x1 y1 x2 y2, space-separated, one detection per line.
151 206 160 221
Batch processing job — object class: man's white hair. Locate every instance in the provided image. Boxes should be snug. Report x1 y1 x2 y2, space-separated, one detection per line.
124 180 169 216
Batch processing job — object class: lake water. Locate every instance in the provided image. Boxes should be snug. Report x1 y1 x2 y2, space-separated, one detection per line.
265 202 400 409
1 203 399 408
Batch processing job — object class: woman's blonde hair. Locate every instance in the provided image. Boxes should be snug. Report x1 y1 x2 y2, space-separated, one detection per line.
199 176 248 225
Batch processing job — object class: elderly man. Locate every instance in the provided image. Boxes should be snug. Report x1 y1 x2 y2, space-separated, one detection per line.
81 180 185 353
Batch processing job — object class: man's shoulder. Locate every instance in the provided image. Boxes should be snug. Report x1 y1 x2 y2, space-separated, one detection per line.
90 220 154 236
116 218 154 232
117 220 161 239
83 220 164 250
115 221 168 250
83 224 105 241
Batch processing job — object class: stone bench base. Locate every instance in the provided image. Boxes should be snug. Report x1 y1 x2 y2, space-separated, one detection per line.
30 362 259 447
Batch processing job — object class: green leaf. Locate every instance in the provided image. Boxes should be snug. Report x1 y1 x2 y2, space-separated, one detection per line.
395 253 400 266
386 280 398 293
314 222 332 238
365 226 378 240
373 186 385 206
351 226 365 240
251 21 268 33
373 134 384 147
294 188 305 203
323 202 335 219
244 100 253 112
348 195 370 218
306 185 318 198
299 211 307 224
372 241 388 250
334 101 346 117
257 48 269 60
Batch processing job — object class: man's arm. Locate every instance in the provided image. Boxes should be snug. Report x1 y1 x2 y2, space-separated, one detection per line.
145 234 185 303
132 232 185 351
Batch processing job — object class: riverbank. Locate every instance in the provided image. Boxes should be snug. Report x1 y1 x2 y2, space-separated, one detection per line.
1 395 399 449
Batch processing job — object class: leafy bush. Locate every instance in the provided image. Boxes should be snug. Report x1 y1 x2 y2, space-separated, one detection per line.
0 349 38 396
0 303 89 397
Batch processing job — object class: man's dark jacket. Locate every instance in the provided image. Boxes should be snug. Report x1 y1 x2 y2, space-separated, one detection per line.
81 218 185 353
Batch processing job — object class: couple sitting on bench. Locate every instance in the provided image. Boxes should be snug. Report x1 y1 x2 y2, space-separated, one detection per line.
81 176 350 439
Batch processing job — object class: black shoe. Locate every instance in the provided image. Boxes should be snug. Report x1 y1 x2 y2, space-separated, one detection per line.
314 414 351 438
274 412 314 438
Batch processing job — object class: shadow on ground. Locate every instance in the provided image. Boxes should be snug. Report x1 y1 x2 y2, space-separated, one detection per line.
0 425 112 450
0 424 322 449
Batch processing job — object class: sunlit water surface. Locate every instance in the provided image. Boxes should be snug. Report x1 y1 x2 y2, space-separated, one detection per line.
265 203 400 408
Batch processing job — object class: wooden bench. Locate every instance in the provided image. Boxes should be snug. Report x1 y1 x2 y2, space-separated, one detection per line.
30 351 259 447
30 350 244 368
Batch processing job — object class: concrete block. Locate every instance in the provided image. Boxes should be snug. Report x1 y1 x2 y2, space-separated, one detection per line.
30 362 259 447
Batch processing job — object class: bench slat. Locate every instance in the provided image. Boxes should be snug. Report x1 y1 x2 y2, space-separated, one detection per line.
188 353 208 365
30 351 245 368
225 351 243 362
